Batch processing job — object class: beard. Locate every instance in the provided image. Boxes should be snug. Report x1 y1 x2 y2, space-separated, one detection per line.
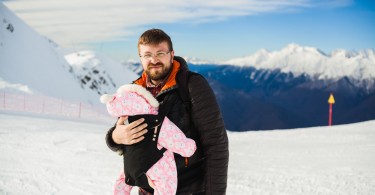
145 62 172 81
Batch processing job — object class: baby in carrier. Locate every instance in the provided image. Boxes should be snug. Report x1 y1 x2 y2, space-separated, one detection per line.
101 84 196 195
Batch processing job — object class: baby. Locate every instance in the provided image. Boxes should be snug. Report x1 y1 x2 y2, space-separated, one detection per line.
101 84 196 195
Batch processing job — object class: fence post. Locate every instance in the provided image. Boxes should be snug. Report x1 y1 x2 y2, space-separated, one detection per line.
3 91 5 109
78 102 82 118
59 99 63 114
23 94 26 111
42 98 45 114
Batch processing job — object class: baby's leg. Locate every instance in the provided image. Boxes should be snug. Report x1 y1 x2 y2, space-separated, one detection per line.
114 171 133 195
146 152 177 195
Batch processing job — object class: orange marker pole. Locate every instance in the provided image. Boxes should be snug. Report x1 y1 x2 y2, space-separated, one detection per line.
328 93 335 126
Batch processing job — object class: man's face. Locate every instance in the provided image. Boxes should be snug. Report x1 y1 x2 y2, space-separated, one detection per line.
139 41 174 82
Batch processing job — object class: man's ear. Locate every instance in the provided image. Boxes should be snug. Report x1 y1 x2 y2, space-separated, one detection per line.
170 50 175 63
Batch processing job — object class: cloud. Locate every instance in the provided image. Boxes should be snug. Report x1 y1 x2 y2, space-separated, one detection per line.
2 0 353 48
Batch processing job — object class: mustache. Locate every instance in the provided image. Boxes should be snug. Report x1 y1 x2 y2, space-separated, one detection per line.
147 62 164 67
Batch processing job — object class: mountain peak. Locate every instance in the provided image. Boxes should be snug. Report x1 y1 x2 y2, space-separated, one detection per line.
281 43 327 56
284 43 301 51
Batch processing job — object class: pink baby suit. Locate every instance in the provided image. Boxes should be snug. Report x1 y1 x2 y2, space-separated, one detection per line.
101 84 196 195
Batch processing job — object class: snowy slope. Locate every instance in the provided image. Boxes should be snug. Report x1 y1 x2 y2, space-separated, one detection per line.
0 3 84 101
223 43 375 80
0 3 138 105
0 112 374 194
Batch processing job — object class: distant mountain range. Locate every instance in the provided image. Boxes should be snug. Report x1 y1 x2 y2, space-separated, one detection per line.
1 3 374 130
202 44 375 130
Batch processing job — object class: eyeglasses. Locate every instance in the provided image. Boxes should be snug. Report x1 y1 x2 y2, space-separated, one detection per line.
139 51 171 60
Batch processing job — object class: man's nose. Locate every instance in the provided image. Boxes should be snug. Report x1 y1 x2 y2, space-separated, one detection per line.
149 56 160 63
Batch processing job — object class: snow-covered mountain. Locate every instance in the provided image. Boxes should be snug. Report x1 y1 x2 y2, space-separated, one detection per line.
63 50 138 98
0 3 138 105
223 43 375 81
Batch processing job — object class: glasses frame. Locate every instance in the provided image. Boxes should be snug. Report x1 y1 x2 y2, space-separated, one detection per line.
139 51 171 60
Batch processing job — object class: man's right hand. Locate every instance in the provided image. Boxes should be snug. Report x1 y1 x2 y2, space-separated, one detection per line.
112 116 148 145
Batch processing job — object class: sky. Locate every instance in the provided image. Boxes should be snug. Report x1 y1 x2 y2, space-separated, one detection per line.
2 0 375 62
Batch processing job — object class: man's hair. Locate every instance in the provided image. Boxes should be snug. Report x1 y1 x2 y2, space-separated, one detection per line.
138 29 173 53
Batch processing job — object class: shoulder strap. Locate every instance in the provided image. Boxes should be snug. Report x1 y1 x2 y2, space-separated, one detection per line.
176 70 198 113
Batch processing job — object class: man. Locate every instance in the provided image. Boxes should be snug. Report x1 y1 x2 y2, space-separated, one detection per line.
105 29 229 195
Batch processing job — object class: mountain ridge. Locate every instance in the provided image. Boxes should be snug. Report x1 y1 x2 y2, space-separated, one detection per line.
221 43 375 81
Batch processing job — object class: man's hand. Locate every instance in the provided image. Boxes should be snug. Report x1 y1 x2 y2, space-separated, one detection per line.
112 116 148 145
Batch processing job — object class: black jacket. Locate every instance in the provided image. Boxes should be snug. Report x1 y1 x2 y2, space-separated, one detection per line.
105 56 229 194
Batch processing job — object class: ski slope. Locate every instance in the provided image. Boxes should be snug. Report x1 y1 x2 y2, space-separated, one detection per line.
1 112 374 194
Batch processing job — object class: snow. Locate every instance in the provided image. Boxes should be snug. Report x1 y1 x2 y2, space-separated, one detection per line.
223 43 375 80
0 112 119 195
62 50 138 99
1 111 374 195
0 4 138 105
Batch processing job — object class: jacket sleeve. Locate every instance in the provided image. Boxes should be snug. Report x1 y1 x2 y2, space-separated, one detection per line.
188 74 229 195
105 120 123 153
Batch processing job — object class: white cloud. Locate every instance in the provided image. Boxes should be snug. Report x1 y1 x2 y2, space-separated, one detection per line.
2 0 353 48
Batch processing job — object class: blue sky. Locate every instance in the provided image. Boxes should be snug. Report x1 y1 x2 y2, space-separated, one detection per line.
3 0 375 61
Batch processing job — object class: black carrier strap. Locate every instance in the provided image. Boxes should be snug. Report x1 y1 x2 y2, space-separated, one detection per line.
176 70 199 114
122 93 178 190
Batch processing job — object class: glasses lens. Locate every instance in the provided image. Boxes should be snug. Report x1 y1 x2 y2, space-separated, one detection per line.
156 52 166 58
143 54 152 59
141 51 169 60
